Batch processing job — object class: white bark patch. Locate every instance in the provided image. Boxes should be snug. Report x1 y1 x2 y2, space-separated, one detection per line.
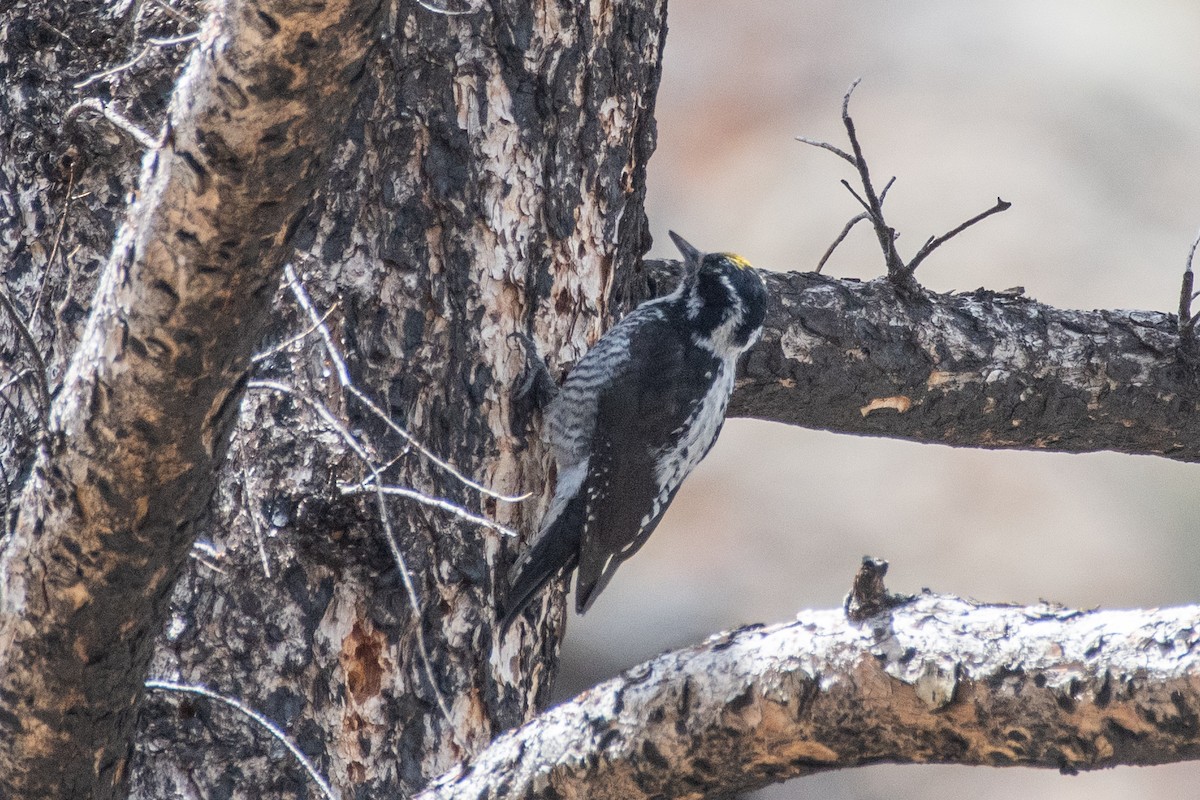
422 596 1200 800
779 325 822 364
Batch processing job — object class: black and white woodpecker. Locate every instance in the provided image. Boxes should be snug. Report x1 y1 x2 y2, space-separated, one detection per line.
500 232 768 631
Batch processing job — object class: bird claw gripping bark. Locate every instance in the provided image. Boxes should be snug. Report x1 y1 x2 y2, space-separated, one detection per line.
508 331 559 446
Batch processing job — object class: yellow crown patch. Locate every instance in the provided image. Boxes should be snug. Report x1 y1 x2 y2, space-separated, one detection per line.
717 253 753 270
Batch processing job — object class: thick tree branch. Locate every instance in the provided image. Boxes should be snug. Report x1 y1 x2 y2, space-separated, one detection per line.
631 261 1200 462
0 0 380 796
422 587 1200 800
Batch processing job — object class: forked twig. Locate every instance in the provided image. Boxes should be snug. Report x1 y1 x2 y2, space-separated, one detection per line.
816 178 898 273
73 31 198 90
798 79 1011 290
64 99 159 150
283 265 527 504
340 480 517 538
251 301 339 364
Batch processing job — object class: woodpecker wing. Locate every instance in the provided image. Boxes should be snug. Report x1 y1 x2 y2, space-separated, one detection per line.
572 316 719 613
499 487 585 632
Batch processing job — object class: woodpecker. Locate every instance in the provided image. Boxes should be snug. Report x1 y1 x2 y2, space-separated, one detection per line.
500 232 768 631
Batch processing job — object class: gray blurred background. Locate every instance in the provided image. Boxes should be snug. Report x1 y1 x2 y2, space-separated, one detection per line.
555 2 1200 797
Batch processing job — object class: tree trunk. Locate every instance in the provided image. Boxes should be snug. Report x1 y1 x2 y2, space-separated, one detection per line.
1 0 380 795
119 2 666 797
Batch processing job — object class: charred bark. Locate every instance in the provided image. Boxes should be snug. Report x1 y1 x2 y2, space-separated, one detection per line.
130 2 668 798
0 0 380 796
627 260 1200 461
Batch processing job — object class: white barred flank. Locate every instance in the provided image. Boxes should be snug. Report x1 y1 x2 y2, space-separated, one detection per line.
545 302 670 465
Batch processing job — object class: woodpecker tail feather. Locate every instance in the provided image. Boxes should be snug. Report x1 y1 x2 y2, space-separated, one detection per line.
499 493 585 634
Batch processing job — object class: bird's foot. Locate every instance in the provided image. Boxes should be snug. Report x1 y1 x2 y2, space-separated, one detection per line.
509 332 558 441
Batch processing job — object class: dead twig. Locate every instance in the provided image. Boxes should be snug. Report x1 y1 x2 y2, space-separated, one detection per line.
339 480 518 538
74 30 198 90
1179 228 1200 328
1176 228 1200 364
815 213 868 274
0 287 51 424
904 197 1012 275
837 80 906 282
64 99 159 150
794 135 853 165
31 166 77 324
283 265 528 503
146 680 337 800
148 0 198 27
239 465 272 579
413 0 483 14
248 379 461 745
798 79 1011 292
251 301 339 364
815 178 897 274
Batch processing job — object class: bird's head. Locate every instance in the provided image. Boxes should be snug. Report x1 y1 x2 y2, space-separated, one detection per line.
669 231 768 354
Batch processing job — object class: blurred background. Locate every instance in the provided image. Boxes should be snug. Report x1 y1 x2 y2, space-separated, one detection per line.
554 1 1200 798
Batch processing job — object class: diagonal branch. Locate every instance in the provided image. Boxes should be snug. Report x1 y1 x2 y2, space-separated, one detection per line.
421 565 1200 800
905 197 1012 275
837 80 906 281
0 0 381 796
815 212 868 274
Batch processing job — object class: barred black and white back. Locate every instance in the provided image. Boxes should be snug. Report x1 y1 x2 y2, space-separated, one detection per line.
500 233 767 631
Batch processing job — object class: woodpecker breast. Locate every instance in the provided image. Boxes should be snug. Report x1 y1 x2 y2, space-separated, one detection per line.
500 233 768 631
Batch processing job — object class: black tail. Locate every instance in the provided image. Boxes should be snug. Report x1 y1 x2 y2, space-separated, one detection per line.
498 493 585 634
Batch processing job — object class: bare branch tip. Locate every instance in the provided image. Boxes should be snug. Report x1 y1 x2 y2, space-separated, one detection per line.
795 136 855 165
842 77 863 117
1186 226 1200 275
879 175 897 203
838 179 872 215
146 681 338 800
905 196 1015 275
413 0 482 15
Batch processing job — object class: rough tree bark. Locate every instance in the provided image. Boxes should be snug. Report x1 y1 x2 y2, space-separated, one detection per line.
2 3 1200 800
419 572 1200 800
0 0 380 795
631 261 1200 460
127 1 669 798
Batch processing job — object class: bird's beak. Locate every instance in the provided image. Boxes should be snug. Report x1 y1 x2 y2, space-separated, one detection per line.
668 231 704 272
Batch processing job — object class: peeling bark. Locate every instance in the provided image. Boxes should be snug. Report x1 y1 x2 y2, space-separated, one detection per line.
130 2 668 798
0 0 380 795
628 261 1200 460
420 592 1200 800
